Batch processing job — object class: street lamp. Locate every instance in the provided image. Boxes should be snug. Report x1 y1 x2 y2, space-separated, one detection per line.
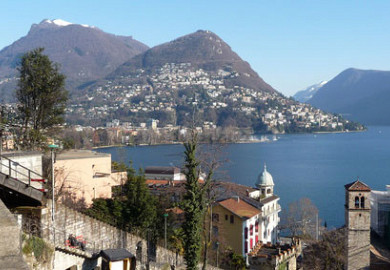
216 241 220 268
48 144 58 244
163 213 168 250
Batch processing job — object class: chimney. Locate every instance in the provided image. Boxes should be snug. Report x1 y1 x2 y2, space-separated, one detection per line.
233 195 240 203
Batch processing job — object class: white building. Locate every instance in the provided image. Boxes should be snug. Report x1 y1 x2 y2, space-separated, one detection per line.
370 185 390 240
253 165 281 244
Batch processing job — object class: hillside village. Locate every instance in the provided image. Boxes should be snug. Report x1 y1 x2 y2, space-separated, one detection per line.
66 62 362 135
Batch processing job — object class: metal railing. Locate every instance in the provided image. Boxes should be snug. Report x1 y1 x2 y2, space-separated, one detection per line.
0 154 46 191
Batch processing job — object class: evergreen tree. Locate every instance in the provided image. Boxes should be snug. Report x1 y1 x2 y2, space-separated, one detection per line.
16 47 68 149
122 170 157 234
182 132 213 269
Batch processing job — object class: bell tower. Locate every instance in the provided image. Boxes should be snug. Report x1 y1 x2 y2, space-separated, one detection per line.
344 179 371 270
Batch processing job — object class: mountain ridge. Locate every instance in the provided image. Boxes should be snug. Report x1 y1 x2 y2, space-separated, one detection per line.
106 30 276 93
0 19 149 100
307 68 390 125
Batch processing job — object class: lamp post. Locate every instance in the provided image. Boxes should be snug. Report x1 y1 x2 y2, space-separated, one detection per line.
163 213 168 250
216 241 219 268
48 144 58 244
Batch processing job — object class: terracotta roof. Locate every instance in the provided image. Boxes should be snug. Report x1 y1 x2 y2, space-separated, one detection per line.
218 197 261 219
345 180 371 191
166 207 184 215
146 179 174 185
211 181 264 209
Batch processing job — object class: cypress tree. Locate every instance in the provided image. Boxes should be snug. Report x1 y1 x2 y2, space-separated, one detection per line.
182 133 207 269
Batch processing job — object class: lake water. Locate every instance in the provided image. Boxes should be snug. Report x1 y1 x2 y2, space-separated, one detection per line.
94 126 390 228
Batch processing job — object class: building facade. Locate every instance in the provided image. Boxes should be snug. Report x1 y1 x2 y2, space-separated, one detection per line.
344 179 371 270
54 150 127 206
211 164 281 257
370 185 390 247
212 197 261 256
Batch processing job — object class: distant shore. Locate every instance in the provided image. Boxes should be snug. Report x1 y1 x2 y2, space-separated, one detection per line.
92 129 366 149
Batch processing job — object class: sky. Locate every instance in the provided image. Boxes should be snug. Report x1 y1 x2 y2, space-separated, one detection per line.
1 0 390 96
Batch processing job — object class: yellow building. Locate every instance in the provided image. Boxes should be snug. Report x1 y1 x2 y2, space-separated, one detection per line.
212 196 261 256
54 150 127 206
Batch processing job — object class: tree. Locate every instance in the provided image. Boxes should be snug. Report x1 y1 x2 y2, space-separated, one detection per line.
282 197 319 239
85 165 158 235
303 228 346 269
122 170 158 234
181 132 214 270
16 48 68 149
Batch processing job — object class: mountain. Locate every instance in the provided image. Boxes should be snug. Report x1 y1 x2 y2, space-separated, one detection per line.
68 30 362 134
106 30 276 93
293 81 327 102
0 19 148 100
307 68 390 125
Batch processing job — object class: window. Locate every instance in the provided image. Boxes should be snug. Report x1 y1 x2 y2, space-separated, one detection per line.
230 215 234 224
267 189 271 194
245 227 248 239
212 213 219 222
255 221 259 233
245 241 248 253
225 214 228 221
355 196 360 208
250 225 253 235
360 196 365 208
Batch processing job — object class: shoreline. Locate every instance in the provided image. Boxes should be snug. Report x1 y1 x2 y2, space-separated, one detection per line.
92 129 367 149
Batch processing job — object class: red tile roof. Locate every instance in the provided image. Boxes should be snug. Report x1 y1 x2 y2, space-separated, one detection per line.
218 197 261 219
345 180 371 191
166 207 184 215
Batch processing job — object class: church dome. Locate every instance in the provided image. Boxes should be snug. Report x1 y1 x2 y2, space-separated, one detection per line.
256 164 274 187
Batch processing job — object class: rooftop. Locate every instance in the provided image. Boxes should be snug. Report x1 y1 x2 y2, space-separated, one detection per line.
100 248 134 261
2 151 42 158
261 195 280 204
56 150 110 160
217 197 261 219
345 180 371 191
145 166 180 174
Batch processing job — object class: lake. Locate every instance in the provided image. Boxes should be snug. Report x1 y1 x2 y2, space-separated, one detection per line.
94 126 390 228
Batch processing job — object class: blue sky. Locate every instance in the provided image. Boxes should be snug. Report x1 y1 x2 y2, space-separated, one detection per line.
1 0 390 96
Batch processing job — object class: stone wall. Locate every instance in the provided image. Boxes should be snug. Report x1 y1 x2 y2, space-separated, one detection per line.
0 199 29 270
40 201 185 269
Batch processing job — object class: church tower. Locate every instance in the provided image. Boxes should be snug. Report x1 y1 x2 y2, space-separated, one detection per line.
344 180 371 270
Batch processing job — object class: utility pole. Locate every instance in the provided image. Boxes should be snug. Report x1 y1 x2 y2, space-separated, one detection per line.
49 144 58 244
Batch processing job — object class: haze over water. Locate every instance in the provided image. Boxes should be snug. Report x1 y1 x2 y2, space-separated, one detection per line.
95 126 390 228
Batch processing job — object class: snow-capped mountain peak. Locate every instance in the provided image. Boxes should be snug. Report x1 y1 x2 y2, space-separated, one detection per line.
41 19 95 29
293 80 328 102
